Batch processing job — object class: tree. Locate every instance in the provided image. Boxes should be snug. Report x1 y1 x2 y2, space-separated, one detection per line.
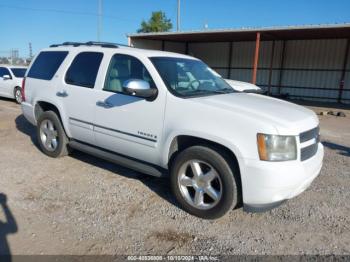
137 11 172 33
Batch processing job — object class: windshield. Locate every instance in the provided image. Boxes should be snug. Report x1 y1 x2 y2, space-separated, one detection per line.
150 57 235 97
10 68 27 78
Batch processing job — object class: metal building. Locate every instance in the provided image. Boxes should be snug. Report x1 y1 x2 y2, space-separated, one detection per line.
128 24 350 104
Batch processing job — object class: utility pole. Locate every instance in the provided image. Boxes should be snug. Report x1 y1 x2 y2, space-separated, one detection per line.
177 0 180 31
29 42 33 59
97 0 103 41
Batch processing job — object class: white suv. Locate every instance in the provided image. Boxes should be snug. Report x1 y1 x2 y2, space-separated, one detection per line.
21 42 323 219
0 65 27 103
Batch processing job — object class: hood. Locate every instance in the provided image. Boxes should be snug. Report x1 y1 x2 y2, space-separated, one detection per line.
224 79 261 92
193 93 318 134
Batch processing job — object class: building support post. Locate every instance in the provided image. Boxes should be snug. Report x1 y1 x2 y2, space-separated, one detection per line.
278 40 286 94
268 40 275 94
185 42 189 54
161 40 165 51
338 38 350 103
252 32 261 85
227 42 233 79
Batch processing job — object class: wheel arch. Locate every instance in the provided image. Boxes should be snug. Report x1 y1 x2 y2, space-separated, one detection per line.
165 134 243 175
34 100 71 137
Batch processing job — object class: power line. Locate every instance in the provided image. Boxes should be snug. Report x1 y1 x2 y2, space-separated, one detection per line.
0 4 137 22
177 0 181 31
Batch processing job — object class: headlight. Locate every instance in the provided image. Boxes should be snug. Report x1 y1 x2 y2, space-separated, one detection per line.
257 134 297 161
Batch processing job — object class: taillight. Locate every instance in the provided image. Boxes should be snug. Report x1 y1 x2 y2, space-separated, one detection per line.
21 77 26 102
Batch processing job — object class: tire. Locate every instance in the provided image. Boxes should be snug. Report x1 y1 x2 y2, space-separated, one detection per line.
170 145 241 219
14 87 22 104
36 111 69 158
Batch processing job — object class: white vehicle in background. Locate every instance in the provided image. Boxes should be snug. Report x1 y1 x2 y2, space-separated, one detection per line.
0 65 27 103
21 42 323 219
225 79 262 93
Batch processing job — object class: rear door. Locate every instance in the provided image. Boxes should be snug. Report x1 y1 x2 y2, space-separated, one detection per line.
58 51 104 144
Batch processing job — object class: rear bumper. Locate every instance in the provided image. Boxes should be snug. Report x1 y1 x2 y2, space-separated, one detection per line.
241 143 324 212
21 102 36 125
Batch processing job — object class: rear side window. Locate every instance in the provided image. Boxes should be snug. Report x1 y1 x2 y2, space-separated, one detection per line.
28 51 68 80
65 52 103 88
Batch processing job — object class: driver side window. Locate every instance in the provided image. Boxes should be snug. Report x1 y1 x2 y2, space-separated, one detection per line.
104 54 156 93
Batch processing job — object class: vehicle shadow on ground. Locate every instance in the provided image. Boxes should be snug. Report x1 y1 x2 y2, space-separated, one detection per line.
0 193 18 262
15 115 38 147
14 114 179 209
323 141 350 157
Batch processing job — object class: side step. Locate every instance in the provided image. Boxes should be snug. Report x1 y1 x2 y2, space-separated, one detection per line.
69 140 166 177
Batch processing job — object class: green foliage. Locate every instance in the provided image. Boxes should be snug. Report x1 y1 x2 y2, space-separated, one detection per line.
137 11 172 33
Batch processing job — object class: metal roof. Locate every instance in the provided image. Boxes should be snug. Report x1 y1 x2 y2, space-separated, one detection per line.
128 23 350 42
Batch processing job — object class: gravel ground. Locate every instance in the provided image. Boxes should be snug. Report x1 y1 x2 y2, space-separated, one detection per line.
0 98 349 255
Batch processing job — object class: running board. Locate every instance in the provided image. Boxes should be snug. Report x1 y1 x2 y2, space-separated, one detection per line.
69 140 166 177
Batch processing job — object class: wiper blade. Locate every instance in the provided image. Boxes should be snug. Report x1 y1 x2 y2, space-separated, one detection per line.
242 89 264 94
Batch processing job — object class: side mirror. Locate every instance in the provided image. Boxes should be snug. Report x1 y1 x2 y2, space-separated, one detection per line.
122 79 157 100
3 75 11 80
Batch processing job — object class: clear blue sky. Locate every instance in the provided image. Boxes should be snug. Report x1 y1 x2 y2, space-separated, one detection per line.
1 0 350 57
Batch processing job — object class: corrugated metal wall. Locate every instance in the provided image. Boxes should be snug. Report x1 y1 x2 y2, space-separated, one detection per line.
131 38 350 104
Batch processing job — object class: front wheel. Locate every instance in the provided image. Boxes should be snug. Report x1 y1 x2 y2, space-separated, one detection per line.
170 145 241 219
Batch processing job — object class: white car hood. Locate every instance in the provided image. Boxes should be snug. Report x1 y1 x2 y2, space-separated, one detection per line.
193 93 318 134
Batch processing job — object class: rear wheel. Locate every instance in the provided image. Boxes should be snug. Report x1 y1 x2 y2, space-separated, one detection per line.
14 87 22 104
170 145 240 219
37 111 69 158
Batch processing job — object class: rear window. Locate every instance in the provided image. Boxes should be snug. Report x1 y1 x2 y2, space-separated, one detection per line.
28 51 68 80
65 52 103 88
10 68 26 78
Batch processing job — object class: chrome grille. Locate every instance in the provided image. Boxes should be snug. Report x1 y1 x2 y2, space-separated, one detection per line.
300 126 320 161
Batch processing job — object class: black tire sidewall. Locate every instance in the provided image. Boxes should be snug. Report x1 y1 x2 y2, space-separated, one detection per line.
170 146 239 219
36 111 68 158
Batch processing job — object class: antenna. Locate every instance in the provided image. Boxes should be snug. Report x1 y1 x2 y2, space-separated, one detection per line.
177 0 180 31
97 0 103 41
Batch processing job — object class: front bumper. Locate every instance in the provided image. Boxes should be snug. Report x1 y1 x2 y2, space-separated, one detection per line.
241 143 324 212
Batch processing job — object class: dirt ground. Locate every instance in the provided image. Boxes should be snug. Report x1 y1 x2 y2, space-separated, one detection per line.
0 98 349 256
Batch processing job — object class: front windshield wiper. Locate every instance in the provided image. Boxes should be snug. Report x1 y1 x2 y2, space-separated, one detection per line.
209 88 235 94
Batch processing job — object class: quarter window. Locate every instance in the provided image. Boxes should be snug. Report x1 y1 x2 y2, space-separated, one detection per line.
65 52 103 88
28 51 68 80
104 54 156 93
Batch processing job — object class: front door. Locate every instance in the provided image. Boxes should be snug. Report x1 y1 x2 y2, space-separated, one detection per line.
93 53 166 165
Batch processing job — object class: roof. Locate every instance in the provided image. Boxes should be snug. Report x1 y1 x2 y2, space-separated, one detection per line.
45 43 195 59
128 23 350 42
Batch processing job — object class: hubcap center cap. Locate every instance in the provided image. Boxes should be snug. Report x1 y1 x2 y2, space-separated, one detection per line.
195 177 207 189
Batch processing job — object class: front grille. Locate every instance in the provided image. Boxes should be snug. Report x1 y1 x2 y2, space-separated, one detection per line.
300 126 320 161
300 126 320 143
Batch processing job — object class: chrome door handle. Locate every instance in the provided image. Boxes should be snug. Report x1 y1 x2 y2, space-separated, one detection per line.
96 100 113 108
56 90 68 97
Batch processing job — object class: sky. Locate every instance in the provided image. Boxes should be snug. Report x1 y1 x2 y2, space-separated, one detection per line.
1 0 350 57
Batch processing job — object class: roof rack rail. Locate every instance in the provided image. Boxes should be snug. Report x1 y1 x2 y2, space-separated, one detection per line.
49 41 132 48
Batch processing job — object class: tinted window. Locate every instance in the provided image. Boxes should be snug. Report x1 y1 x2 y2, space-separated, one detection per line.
104 54 155 93
28 51 68 80
0 67 11 78
10 68 26 78
65 52 103 88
